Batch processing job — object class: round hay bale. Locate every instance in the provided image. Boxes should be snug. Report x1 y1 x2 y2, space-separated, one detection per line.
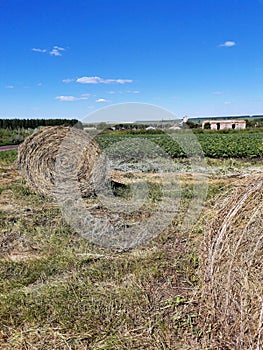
199 174 263 349
17 126 102 198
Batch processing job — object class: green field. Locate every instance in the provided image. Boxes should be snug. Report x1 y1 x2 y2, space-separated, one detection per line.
96 129 263 159
1 128 263 159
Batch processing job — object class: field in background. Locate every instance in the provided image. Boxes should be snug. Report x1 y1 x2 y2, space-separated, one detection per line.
0 147 262 349
97 129 263 159
1 127 263 160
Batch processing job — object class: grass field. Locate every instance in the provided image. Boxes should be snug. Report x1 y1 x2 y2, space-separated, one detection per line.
0 144 262 349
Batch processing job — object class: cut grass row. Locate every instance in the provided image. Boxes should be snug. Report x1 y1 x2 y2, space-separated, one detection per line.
1 149 261 349
0 151 236 349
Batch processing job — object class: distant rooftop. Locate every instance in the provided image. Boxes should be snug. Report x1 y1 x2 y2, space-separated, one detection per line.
190 114 263 121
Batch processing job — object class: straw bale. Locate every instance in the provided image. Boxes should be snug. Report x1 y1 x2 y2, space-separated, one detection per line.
17 126 102 198
199 174 263 349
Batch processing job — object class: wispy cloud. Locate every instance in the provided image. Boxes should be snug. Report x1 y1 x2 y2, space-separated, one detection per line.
108 90 139 95
62 78 74 83
126 90 140 94
53 46 65 51
96 98 111 103
219 41 236 47
50 46 65 56
32 48 47 53
55 95 89 102
5 85 14 89
32 45 66 56
77 76 133 84
77 77 101 84
50 49 61 56
224 101 232 105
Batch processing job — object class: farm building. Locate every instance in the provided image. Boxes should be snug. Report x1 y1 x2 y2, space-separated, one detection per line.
202 119 246 130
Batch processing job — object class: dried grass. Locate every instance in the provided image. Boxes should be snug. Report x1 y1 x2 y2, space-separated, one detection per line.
17 126 102 198
199 173 263 349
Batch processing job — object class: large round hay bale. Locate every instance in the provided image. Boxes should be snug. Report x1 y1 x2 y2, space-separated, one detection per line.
199 174 263 349
17 126 102 198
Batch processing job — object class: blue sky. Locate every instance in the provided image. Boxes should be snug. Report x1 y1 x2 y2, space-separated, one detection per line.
1 0 263 121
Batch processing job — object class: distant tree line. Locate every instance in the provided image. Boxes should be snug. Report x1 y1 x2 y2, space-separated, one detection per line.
245 118 263 128
0 118 82 129
96 122 170 130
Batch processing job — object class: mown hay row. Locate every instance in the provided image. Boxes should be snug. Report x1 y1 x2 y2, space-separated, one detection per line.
17 126 102 198
199 173 263 349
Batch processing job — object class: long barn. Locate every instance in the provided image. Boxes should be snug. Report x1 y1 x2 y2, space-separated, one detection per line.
202 119 246 130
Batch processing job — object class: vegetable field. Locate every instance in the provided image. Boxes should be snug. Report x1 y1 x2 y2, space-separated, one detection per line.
96 131 263 159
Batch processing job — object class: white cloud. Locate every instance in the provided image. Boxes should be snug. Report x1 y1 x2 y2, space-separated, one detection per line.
113 79 133 84
50 48 62 56
76 76 133 84
62 78 74 83
126 90 140 94
32 46 66 56
55 95 88 102
81 93 91 97
224 101 232 105
219 41 236 47
77 76 101 84
50 46 65 56
53 46 65 51
32 48 47 53
5 85 14 89
108 90 140 94
96 98 111 103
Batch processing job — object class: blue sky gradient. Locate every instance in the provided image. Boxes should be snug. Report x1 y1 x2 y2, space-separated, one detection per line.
1 0 263 121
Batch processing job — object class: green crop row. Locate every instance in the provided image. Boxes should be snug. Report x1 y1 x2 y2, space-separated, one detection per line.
96 132 263 159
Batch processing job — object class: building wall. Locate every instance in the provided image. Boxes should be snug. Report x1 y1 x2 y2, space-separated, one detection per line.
202 120 246 130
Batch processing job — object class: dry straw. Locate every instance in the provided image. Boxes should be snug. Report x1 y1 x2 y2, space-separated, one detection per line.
199 173 263 349
17 126 102 198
